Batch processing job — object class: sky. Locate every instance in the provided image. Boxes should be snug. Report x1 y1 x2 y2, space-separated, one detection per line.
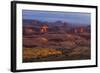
22 10 91 25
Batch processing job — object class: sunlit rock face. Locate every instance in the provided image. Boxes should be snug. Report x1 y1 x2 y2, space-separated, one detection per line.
40 24 48 33
23 48 63 61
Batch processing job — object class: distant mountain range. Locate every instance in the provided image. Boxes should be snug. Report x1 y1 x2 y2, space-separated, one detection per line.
23 19 90 27
23 19 90 33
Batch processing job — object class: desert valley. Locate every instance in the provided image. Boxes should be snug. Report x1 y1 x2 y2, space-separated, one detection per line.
23 19 91 62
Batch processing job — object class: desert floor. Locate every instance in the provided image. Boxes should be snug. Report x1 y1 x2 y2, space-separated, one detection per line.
23 32 91 62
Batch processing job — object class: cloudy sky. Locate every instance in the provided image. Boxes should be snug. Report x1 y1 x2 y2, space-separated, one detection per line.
22 10 91 24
